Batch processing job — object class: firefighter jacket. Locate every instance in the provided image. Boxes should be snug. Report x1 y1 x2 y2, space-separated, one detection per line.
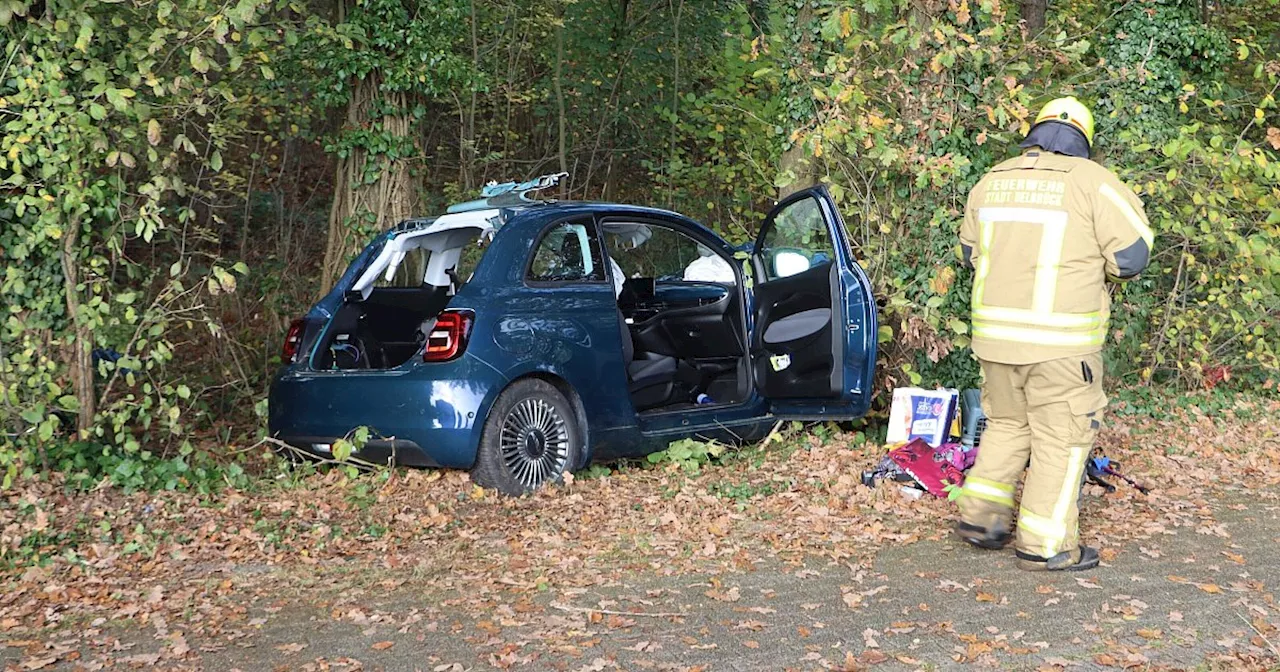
959 150 1154 365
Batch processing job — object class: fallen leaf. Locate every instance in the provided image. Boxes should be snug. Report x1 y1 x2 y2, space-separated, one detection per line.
742 640 759 649
1169 611 1184 622
976 591 997 602
20 657 58 671
1197 583 1223 594
1268 127 1280 151
371 641 394 650
706 586 740 602
1136 628 1162 639
276 642 308 653
859 649 889 665
1075 578 1101 589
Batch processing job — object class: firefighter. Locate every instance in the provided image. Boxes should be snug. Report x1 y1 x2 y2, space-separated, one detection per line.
954 97 1154 571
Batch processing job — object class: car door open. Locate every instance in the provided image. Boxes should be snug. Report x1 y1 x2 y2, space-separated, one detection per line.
751 186 877 419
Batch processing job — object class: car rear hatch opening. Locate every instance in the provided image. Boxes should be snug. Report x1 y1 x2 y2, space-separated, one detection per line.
312 209 500 371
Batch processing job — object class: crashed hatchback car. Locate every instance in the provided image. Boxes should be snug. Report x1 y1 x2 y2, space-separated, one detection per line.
269 175 878 494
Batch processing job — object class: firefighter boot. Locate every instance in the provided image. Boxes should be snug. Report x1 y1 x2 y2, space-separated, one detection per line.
955 513 1012 550
1016 546 1101 572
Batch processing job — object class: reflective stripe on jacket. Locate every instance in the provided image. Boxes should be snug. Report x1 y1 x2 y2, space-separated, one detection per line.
959 150 1154 365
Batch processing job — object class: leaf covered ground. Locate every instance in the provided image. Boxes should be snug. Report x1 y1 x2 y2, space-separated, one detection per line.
2 397 1279 671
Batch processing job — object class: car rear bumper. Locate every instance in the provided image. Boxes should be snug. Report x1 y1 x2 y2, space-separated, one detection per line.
266 358 506 469
273 436 442 468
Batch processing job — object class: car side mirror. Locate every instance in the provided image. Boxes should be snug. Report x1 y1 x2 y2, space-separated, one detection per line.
772 250 811 278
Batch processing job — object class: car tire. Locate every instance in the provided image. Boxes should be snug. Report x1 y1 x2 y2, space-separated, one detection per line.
472 378 581 496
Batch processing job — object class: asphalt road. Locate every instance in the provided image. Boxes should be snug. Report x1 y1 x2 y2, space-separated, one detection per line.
180 489 1280 671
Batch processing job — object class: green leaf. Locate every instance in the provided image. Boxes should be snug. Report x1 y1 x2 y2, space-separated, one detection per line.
209 150 223 171
176 384 191 400
20 404 45 425
190 47 210 74
105 88 128 111
212 266 236 292
332 439 353 462
75 18 93 51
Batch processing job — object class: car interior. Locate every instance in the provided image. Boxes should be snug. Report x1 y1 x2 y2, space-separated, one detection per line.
313 230 489 371
602 221 752 413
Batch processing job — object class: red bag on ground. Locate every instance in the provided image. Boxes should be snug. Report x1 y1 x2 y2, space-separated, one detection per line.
886 438 966 498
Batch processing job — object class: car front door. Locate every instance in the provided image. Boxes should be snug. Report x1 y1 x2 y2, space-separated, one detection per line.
750 186 877 419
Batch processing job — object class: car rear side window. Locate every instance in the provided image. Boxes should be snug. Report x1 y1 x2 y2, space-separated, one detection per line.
527 220 607 284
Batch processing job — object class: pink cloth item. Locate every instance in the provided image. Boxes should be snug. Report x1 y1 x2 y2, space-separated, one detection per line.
937 442 976 471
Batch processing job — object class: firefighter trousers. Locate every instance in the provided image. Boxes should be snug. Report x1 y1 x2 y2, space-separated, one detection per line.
958 352 1107 562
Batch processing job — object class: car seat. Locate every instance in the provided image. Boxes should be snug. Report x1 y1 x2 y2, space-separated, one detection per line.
618 308 690 411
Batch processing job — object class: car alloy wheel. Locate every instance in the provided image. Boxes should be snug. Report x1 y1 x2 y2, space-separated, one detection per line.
499 398 570 489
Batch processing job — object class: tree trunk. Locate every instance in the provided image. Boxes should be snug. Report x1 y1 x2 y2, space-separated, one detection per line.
1020 0 1047 34
59 217 95 436
554 16 568 198
459 0 480 191
320 75 418 293
778 1 817 199
666 0 684 207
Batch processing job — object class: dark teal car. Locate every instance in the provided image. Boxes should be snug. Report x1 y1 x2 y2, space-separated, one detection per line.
268 176 878 494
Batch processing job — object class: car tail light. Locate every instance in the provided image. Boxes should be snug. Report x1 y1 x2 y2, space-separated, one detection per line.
282 318 305 362
424 310 474 362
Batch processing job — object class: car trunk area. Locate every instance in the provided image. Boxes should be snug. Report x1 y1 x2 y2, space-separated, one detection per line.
308 211 495 372
312 286 451 370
